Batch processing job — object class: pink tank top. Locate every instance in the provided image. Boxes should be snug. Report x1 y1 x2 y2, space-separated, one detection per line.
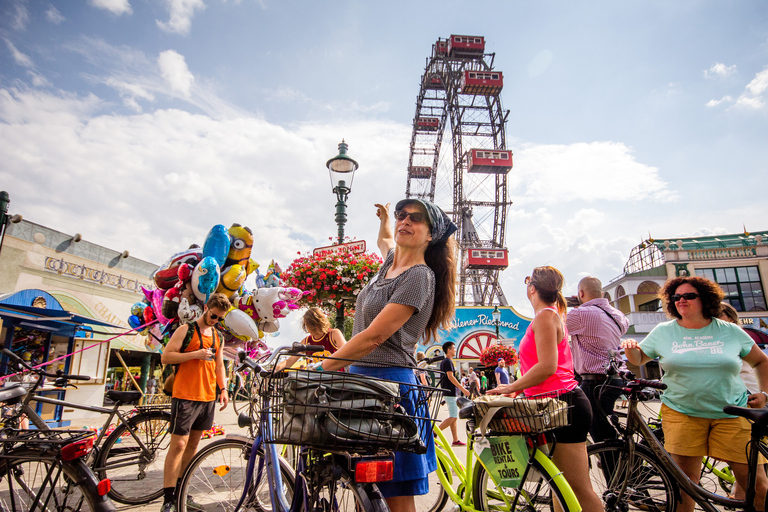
519 307 578 397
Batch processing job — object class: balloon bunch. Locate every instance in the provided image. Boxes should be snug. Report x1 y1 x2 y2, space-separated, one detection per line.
128 223 307 355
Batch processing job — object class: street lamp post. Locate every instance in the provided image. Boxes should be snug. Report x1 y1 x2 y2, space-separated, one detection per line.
492 305 501 342
325 140 359 330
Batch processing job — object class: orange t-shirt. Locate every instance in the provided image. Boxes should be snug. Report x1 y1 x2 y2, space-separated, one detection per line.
173 325 219 402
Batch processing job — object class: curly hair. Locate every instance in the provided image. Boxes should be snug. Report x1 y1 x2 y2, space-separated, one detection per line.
661 276 724 320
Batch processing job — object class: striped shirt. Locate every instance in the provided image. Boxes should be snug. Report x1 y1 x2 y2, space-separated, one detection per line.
565 298 629 375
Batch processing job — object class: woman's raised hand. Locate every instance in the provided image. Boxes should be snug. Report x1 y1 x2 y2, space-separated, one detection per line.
374 203 390 222
620 339 640 350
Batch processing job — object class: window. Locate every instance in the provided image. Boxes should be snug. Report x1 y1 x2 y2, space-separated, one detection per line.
696 266 766 312
639 299 661 312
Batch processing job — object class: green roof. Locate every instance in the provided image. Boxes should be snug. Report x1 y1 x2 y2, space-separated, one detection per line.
651 230 768 252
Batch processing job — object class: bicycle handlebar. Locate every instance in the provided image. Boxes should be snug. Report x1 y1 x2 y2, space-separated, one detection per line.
2 348 91 381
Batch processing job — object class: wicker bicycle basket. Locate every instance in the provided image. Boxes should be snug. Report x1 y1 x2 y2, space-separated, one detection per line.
473 390 573 435
259 367 443 454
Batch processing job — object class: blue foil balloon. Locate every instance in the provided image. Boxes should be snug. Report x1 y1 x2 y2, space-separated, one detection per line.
192 256 221 303
128 315 143 329
203 224 230 268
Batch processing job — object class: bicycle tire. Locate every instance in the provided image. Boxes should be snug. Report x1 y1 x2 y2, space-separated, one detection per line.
587 440 678 511
413 456 449 512
0 449 85 512
472 452 578 512
95 409 172 505
303 467 388 512
178 437 294 512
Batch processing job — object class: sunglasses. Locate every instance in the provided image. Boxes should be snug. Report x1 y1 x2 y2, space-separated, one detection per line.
393 210 428 224
524 276 531 285
208 311 225 321
671 293 699 302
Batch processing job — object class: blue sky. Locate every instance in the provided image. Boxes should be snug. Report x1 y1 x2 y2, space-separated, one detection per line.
1 1 767 338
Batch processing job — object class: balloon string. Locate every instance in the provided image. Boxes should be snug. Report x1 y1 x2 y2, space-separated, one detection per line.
0 320 159 382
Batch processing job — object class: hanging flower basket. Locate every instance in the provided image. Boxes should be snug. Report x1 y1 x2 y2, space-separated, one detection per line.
282 247 382 313
479 344 518 367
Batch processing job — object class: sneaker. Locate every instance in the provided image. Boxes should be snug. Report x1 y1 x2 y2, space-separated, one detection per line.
452 440 466 446
186 495 205 511
160 502 176 512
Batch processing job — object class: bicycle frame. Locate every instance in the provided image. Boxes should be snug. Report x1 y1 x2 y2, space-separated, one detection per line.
432 421 580 512
16 382 156 472
621 395 768 512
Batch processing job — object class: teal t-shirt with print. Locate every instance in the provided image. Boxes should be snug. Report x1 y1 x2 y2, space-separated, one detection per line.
640 318 754 419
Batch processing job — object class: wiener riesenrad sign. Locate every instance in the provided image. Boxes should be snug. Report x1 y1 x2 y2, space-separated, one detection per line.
417 306 532 360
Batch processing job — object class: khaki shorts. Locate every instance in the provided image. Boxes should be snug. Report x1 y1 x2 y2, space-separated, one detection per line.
661 404 765 464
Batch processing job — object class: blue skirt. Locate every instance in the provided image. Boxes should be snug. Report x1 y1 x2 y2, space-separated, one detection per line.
349 365 437 497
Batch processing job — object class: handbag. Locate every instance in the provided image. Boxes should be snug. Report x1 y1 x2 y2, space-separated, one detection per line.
275 371 420 449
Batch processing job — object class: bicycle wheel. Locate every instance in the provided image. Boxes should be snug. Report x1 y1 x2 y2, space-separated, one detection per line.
413 456 449 512
96 409 172 505
587 441 678 511
304 467 388 512
472 454 577 512
0 450 85 511
178 438 294 512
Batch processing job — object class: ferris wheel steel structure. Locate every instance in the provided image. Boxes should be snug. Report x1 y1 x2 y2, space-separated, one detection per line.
405 35 512 306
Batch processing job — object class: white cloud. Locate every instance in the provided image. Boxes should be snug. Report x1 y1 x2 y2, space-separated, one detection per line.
4 39 33 67
511 141 676 205
735 68 768 110
11 1 29 30
706 95 732 108
27 71 51 88
45 5 65 24
157 0 206 35
158 50 195 98
704 62 736 78
89 0 132 15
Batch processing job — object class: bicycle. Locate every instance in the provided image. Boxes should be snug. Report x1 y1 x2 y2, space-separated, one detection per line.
0 374 116 511
587 355 768 512
177 343 442 511
1 348 172 505
417 393 582 512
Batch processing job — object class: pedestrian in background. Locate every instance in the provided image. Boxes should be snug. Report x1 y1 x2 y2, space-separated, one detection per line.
468 367 480 398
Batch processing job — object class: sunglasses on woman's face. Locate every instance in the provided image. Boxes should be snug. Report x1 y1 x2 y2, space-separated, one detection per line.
671 293 699 302
393 210 427 224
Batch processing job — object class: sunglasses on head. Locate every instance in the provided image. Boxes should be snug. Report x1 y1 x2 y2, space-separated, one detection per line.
524 276 531 285
671 293 699 302
393 210 428 224
208 311 225 321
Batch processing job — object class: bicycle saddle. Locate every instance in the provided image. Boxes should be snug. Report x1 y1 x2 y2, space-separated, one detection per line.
0 384 26 405
458 397 474 419
106 390 143 403
723 405 768 430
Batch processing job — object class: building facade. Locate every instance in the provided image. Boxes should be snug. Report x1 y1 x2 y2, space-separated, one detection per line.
0 219 159 422
605 230 768 344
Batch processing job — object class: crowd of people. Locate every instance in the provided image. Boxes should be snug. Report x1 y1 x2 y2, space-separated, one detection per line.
149 196 768 512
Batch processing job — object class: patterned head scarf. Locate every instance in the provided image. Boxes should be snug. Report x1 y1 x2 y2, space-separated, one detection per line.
395 199 458 246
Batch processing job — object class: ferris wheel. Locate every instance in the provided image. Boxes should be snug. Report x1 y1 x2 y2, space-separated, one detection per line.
405 35 512 306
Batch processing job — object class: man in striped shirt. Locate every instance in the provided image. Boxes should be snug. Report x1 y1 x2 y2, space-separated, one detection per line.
566 276 629 444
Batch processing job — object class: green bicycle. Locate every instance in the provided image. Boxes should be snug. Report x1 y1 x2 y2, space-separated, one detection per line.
416 396 581 512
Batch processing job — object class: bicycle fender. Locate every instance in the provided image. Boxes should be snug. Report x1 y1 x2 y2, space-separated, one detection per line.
532 449 582 512
64 458 117 512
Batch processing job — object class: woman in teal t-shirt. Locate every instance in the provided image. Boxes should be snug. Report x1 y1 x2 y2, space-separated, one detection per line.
622 276 768 512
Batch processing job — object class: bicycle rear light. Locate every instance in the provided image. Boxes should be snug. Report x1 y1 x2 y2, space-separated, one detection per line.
61 436 94 461
97 478 111 496
355 460 394 483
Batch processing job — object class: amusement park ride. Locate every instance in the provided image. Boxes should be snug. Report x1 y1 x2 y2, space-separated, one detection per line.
405 35 513 307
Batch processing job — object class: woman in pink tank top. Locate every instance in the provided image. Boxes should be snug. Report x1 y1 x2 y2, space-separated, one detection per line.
488 266 604 511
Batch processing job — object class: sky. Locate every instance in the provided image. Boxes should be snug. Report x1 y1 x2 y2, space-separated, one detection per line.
1 0 767 342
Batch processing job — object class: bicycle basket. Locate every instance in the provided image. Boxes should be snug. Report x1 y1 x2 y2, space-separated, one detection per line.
473 391 573 435
262 368 442 454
